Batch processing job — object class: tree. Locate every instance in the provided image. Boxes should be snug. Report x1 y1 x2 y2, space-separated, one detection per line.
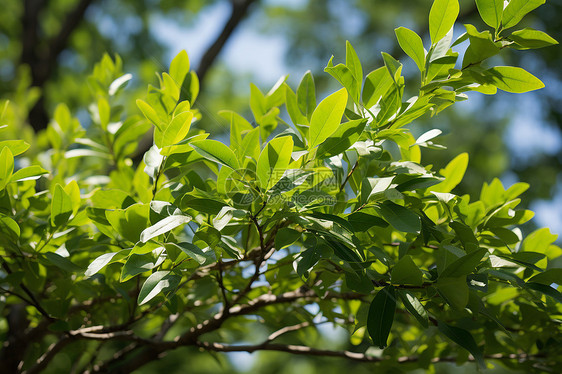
1 0 561 373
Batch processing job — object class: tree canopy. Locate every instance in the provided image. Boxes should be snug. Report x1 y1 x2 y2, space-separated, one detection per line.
0 0 561 373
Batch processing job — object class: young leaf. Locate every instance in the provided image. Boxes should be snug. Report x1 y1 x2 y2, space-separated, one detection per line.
257 136 294 190
162 110 193 147
297 71 316 121
431 152 468 193
97 98 110 130
137 99 164 130
502 0 545 30
429 0 460 44
367 285 396 349
0 146 14 190
316 119 367 159
324 57 360 103
486 66 544 93
0 140 30 156
475 0 504 29
190 140 240 170
362 67 394 109
51 184 73 227
9 165 48 183
308 88 348 149
437 321 485 368
346 41 363 86
140 215 191 243
395 27 425 72
169 50 190 86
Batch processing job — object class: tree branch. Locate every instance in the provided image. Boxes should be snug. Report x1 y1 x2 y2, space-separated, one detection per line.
196 0 260 88
22 336 76 374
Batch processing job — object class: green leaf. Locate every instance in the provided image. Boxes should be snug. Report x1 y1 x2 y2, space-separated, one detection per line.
391 255 424 286
462 24 501 68
522 227 557 253
316 119 367 159
440 248 488 278
166 242 211 265
190 139 240 170
475 0 504 29
450 221 479 252
367 285 396 349
308 88 348 149
285 84 309 129
0 140 30 156
485 66 544 93
378 201 421 233
136 99 164 130
346 41 363 86
324 58 360 104
97 97 110 130
381 52 402 83
502 0 545 29
85 252 120 277
169 50 190 86
525 282 562 303
0 214 20 242
44 252 82 273
138 271 181 305
106 203 150 243
297 71 316 121
162 110 193 147
395 27 425 71
431 153 468 193
140 215 191 243
436 276 469 309
347 212 389 231
528 269 562 285
275 228 302 249
510 28 559 49
257 136 294 190
429 0 460 44
437 321 485 368
120 250 165 282
51 184 73 227
9 165 48 183
397 290 429 328
362 67 393 109
0 146 14 190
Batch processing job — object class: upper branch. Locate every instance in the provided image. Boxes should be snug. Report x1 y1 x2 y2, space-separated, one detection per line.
196 0 260 87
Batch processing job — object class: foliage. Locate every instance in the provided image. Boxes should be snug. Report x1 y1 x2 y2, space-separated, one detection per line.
0 1 561 373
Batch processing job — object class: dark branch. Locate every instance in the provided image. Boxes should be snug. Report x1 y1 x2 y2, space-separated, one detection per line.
196 0 260 88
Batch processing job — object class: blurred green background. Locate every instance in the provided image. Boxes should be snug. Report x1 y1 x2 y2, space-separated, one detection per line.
1 0 560 372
